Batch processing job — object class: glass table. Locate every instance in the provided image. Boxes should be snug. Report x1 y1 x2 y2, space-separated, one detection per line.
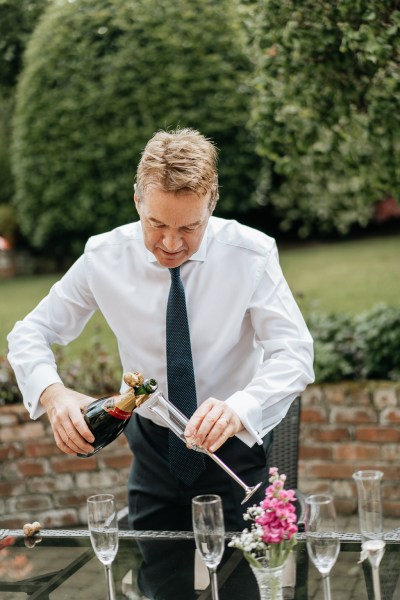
1 529 400 599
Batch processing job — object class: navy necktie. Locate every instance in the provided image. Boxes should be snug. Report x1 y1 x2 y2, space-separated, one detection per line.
166 266 205 484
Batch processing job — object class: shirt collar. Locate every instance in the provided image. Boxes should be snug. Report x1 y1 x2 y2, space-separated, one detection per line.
145 222 209 264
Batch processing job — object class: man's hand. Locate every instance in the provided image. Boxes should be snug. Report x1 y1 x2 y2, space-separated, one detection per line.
40 383 95 455
184 398 244 453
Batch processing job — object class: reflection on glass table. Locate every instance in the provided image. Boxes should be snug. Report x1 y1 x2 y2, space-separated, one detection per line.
2 529 400 599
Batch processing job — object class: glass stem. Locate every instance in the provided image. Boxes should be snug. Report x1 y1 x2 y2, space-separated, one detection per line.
322 575 332 600
372 566 382 600
104 564 116 600
208 566 220 600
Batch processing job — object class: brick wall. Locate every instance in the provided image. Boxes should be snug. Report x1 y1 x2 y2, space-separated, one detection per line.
1 381 400 528
0 404 131 528
299 381 400 517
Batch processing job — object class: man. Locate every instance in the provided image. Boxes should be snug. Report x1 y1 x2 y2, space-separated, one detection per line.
7 128 314 532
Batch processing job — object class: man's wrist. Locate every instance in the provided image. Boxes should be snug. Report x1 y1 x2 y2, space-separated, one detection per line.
39 382 64 407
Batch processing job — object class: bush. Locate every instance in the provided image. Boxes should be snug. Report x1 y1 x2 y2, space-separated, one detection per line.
355 304 400 381
0 341 120 407
307 304 400 383
12 0 262 259
250 0 400 237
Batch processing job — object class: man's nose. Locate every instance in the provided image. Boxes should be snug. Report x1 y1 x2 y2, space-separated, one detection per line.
163 231 182 251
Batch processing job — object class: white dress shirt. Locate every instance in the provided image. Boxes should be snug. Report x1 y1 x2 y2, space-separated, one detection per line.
7 216 314 447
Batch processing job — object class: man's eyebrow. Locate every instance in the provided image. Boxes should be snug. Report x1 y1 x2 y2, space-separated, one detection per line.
147 216 204 228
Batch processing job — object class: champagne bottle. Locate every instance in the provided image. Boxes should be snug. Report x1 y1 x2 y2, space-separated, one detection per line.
77 371 157 458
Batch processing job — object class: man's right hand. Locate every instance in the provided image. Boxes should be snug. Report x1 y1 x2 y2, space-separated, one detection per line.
39 383 95 455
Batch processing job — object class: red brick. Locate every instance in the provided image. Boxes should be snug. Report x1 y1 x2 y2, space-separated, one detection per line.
299 446 333 460
381 445 399 461
56 492 92 507
334 499 358 515
302 426 352 443
0 442 23 460
0 481 26 496
40 509 79 528
0 422 45 442
331 407 377 424
309 464 361 479
356 427 400 443
300 408 327 423
51 456 97 473
381 408 400 425
323 385 346 405
12 494 52 511
0 514 30 528
101 454 133 469
333 444 380 461
25 441 60 457
16 460 47 477
383 501 400 518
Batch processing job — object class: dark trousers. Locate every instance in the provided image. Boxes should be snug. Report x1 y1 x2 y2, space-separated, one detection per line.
125 413 273 532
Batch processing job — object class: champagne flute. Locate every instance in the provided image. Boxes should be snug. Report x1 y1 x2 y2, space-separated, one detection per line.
87 493 119 600
353 470 385 600
145 392 262 503
192 494 225 600
305 494 340 600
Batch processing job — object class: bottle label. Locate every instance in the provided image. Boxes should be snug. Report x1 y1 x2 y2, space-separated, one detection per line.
102 398 131 421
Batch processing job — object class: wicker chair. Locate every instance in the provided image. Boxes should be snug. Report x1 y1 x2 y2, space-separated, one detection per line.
268 396 301 493
268 396 306 532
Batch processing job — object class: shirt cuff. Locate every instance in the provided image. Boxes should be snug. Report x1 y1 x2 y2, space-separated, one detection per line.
25 364 63 420
225 391 263 447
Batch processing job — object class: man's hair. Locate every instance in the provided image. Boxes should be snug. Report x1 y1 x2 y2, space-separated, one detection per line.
135 128 219 210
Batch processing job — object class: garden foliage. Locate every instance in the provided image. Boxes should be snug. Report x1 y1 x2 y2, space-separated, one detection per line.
308 304 400 383
12 0 260 259
250 0 400 237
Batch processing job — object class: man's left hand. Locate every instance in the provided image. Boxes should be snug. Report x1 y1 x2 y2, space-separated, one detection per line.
184 398 244 453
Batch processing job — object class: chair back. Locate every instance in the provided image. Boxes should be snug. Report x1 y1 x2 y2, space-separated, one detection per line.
268 396 301 491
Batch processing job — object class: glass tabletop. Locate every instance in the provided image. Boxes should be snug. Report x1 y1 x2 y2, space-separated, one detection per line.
1 530 400 599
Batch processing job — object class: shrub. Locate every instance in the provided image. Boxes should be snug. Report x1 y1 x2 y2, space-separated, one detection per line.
307 304 400 383
306 312 360 383
12 0 261 259
0 341 120 407
250 0 400 237
354 304 400 381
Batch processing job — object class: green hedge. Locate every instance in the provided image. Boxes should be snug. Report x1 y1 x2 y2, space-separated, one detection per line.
12 0 261 259
250 0 400 237
2 304 399 406
308 304 400 383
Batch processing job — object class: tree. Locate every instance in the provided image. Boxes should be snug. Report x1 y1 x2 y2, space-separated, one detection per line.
250 0 400 237
12 0 262 258
0 0 51 93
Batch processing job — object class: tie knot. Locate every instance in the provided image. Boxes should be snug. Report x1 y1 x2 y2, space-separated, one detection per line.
169 267 181 280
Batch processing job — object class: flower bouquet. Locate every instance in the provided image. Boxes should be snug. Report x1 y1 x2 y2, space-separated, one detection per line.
229 467 298 600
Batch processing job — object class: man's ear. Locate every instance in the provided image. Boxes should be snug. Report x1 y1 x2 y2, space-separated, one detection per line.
134 193 140 214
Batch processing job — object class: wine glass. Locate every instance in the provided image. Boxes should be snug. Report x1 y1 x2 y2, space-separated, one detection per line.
305 494 340 600
145 391 262 503
192 494 225 600
353 470 385 600
87 493 119 600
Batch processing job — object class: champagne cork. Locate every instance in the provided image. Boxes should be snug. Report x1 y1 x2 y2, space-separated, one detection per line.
23 521 41 536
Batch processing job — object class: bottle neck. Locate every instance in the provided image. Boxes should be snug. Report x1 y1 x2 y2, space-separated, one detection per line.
104 389 137 420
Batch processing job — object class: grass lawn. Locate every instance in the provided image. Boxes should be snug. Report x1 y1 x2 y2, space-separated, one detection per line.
1 234 399 356
279 234 400 315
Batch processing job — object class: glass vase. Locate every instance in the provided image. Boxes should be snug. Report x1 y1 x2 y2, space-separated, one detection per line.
249 558 285 600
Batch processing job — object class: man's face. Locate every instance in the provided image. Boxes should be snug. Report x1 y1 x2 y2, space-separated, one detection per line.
134 188 212 268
